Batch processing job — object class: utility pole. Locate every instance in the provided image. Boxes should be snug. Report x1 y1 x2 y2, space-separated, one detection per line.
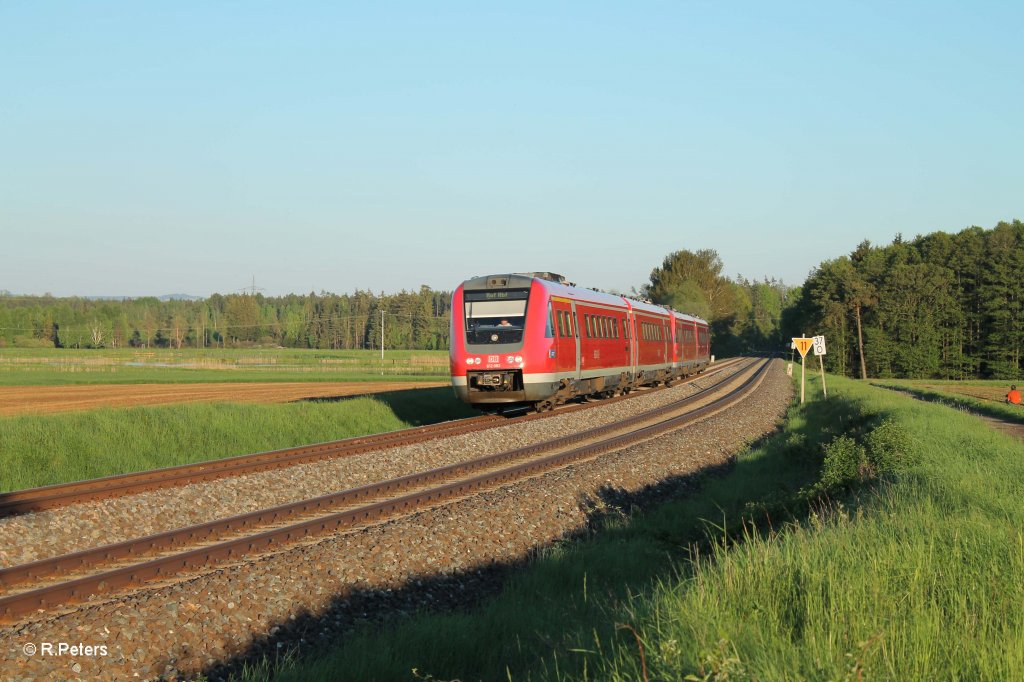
381 309 385 360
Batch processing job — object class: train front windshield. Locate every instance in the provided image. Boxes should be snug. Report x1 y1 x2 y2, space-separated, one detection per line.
464 289 529 345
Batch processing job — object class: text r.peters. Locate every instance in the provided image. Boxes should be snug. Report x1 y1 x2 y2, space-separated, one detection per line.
38 642 109 656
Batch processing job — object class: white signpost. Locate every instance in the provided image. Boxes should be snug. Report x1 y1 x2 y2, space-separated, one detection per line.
813 335 827 397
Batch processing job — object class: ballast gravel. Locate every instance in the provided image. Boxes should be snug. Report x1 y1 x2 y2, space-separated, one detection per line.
0 360 791 681
0 362 749 568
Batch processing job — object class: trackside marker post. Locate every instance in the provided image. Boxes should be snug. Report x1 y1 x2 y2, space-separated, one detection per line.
813 335 827 397
792 336 814 403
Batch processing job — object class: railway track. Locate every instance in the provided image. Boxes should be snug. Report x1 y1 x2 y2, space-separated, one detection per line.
0 357 768 623
0 357 745 518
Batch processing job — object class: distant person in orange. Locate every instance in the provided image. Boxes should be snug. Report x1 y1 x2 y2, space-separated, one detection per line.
1006 385 1022 405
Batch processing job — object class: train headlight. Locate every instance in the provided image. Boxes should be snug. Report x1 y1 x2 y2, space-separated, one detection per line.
515 356 522 363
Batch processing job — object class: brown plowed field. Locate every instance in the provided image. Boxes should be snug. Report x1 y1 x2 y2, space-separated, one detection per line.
918 384 1010 403
0 381 448 416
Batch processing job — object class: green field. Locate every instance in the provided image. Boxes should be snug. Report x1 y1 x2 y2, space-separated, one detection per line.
0 348 449 385
235 371 1024 681
0 387 475 492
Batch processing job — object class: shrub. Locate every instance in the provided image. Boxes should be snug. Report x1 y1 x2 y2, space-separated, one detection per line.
819 435 867 489
865 418 915 475
11 335 54 348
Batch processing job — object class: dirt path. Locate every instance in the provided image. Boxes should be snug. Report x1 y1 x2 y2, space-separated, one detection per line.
0 381 449 416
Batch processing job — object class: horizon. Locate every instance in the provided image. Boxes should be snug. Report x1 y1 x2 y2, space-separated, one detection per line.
2 218 1016 301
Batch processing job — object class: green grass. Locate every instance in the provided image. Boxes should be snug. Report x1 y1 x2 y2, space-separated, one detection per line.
871 380 1024 425
238 370 1024 681
0 387 475 491
0 348 449 385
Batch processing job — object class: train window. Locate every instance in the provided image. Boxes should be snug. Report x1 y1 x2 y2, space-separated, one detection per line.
463 289 529 345
571 312 578 337
556 311 565 338
546 302 554 339
584 314 592 338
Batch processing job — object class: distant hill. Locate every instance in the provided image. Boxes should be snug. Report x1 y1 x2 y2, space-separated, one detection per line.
75 294 204 302
157 294 204 301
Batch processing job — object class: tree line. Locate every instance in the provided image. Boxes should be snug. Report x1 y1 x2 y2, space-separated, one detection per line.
783 220 1023 380
10 218 1016 381
0 255 795 357
0 287 452 351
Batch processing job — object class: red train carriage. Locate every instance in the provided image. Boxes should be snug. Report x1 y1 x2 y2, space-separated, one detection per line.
451 272 711 411
671 311 710 377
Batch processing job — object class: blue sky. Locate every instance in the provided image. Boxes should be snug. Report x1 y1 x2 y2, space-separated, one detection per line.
2 1 1021 297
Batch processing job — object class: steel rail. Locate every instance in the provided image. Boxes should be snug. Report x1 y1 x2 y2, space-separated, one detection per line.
0 357 744 517
0 358 769 622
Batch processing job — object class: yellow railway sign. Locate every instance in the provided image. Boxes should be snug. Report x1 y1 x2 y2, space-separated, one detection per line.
792 337 814 358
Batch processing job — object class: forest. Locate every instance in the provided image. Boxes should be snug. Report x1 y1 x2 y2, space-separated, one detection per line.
783 220 1023 379
0 287 452 351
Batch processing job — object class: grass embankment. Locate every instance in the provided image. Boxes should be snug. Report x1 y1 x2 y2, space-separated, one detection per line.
244 371 1024 681
0 388 475 492
871 380 1024 425
0 349 449 385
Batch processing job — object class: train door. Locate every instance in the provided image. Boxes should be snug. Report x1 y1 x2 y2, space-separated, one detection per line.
570 303 582 378
550 298 579 378
626 309 637 379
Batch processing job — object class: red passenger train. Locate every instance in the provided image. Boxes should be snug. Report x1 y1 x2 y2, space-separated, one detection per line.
450 272 711 411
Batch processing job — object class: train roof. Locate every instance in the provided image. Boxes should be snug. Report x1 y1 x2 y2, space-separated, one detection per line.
461 273 629 308
458 273 707 324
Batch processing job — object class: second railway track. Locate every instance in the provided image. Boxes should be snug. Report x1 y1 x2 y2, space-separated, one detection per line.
0 357 745 518
0 357 770 623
